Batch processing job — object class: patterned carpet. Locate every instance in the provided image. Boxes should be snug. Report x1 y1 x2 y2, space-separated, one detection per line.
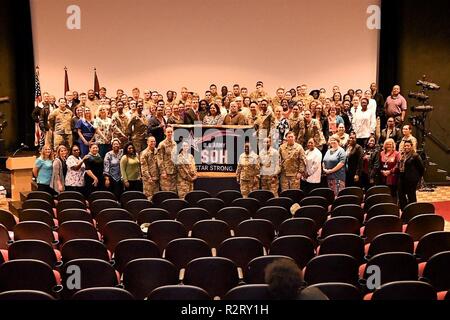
417 186 450 231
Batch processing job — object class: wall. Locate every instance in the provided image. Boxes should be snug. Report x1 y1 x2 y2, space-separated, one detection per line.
30 0 380 97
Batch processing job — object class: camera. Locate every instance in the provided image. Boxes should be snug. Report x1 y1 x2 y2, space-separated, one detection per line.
408 91 429 102
416 80 440 90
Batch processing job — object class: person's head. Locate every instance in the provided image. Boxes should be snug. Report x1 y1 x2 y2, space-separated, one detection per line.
263 137 272 150
289 88 296 98
256 81 264 93
307 138 315 151
383 138 396 152
249 101 258 114
329 106 336 116
265 259 304 300
276 88 285 99
42 92 50 103
275 106 283 119
348 89 355 97
260 99 268 113
241 87 248 97
364 90 372 100
79 93 87 104
304 110 312 122
143 89 151 100
199 99 208 111
342 100 351 111
58 98 67 109
351 96 360 107
131 88 140 99
243 96 251 107
387 117 395 128
178 103 185 114
116 89 124 97
310 90 320 100
99 87 107 97
65 91 73 102
98 106 108 119
116 101 124 112
348 131 357 146
84 107 92 120
329 135 339 149
72 91 79 100
111 138 121 152
300 84 308 96
75 106 84 118
137 103 144 114
123 142 136 156
166 90 174 101
367 136 376 148
89 143 99 155
286 131 295 145
230 102 238 113
41 145 53 160
192 97 199 110
87 90 95 99
129 100 137 111
355 89 363 99
120 94 128 104
204 90 212 101
221 86 228 96
337 123 346 134
360 98 369 110
370 82 378 93
292 105 300 116
147 136 156 149
284 91 292 100
165 126 174 139
244 141 250 154
332 85 340 94
402 124 411 136
332 92 342 102
403 140 414 153
209 84 217 96
164 106 172 117
70 144 81 157
209 103 218 116
296 100 305 111
392 85 401 96
182 141 190 154
281 99 289 109
156 106 164 118
233 84 240 96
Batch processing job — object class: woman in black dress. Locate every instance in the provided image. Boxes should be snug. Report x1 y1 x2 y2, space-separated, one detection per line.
84 143 105 196
398 140 424 210
360 135 380 191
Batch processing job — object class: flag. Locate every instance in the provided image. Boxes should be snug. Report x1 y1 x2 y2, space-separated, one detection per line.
94 67 100 96
34 66 42 146
64 66 70 96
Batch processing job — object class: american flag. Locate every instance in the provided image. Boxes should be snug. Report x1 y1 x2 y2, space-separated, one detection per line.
34 66 42 146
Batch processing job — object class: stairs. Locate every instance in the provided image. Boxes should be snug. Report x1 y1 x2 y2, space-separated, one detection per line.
424 160 450 185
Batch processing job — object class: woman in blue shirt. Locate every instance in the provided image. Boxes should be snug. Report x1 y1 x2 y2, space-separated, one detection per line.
76 107 96 156
32 145 55 195
323 135 347 196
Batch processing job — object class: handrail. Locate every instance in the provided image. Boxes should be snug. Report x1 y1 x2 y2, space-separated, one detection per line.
427 133 450 154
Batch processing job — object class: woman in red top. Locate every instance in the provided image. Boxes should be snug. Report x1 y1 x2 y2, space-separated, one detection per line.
379 138 400 200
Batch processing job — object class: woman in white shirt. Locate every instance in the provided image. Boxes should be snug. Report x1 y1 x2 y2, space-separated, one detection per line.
301 138 323 195
351 98 376 147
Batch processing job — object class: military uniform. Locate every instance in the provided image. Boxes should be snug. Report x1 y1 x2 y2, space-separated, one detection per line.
279 142 306 191
250 90 269 101
86 98 100 117
127 114 148 153
111 112 130 146
294 94 314 109
304 119 326 149
157 138 177 192
223 112 247 125
259 147 281 197
48 108 73 149
246 113 259 126
140 147 160 200
176 153 197 199
272 96 283 108
236 152 260 197
254 110 275 149
288 114 306 145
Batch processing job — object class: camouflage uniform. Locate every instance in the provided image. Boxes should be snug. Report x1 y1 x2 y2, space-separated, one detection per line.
176 153 197 199
279 142 306 191
111 112 130 146
254 111 275 150
304 119 326 149
259 147 281 197
250 90 270 101
294 94 314 109
236 152 260 197
157 138 177 192
127 114 148 153
140 147 160 200
48 108 73 150
288 113 306 144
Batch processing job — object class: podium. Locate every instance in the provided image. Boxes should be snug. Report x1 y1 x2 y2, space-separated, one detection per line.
6 156 36 201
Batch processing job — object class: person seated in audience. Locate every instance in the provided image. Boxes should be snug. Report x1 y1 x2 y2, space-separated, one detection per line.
236 141 260 197
259 137 280 197
345 132 363 187
379 138 400 199
360 135 380 191
265 259 328 300
398 140 424 210
323 135 347 196
279 132 306 191
301 138 323 195
202 103 225 125
33 145 55 195
176 141 198 199
65 144 87 194
398 124 417 153
120 142 143 192
223 101 247 125
50 145 68 194
84 143 105 195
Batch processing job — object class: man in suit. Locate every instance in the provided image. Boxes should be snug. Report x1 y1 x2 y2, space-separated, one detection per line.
184 97 204 124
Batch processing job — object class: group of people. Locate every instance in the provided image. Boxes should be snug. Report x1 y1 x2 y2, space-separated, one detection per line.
32 81 423 209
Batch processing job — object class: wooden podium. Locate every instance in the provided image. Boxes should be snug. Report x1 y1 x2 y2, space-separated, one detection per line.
6 156 36 201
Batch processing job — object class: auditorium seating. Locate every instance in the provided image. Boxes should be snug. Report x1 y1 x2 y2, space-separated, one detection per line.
1 187 448 300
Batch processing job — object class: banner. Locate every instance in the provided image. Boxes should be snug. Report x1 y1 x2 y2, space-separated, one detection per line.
173 125 256 176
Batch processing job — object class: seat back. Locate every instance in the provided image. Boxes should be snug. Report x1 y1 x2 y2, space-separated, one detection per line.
367 232 414 259
103 220 144 252
366 203 399 221
330 204 364 224
176 208 211 231
371 281 436 300
113 239 160 273
300 196 329 209
363 252 418 285
308 188 335 205
319 234 365 263
279 189 305 204
254 206 291 230
231 197 261 217
72 287 134 300
147 220 188 251
191 220 231 248
224 284 272 300
8 240 58 268
362 215 402 243
0 210 17 231
58 221 99 244
14 221 57 245
269 235 316 268
184 190 211 206
159 198 189 219
304 254 359 286
148 285 211 300
319 216 361 240
401 202 435 223
120 191 147 206
405 214 445 241
96 208 134 232
197 198 225 217
415 231 450 261
90 199 121 217
19 209 56 228
244 255 294 284
294 205 328 228
217 237 265 269
216 190 242 206
152 191 179 206
61 239 110 263
235 219 275 249
248 190 274 205
278 218 317 239
338 187 364 202
137 208 170 226
164 238 212 270
57 191 85 203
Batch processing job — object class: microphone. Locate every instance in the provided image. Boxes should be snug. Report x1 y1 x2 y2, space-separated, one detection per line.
12 143 29 157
